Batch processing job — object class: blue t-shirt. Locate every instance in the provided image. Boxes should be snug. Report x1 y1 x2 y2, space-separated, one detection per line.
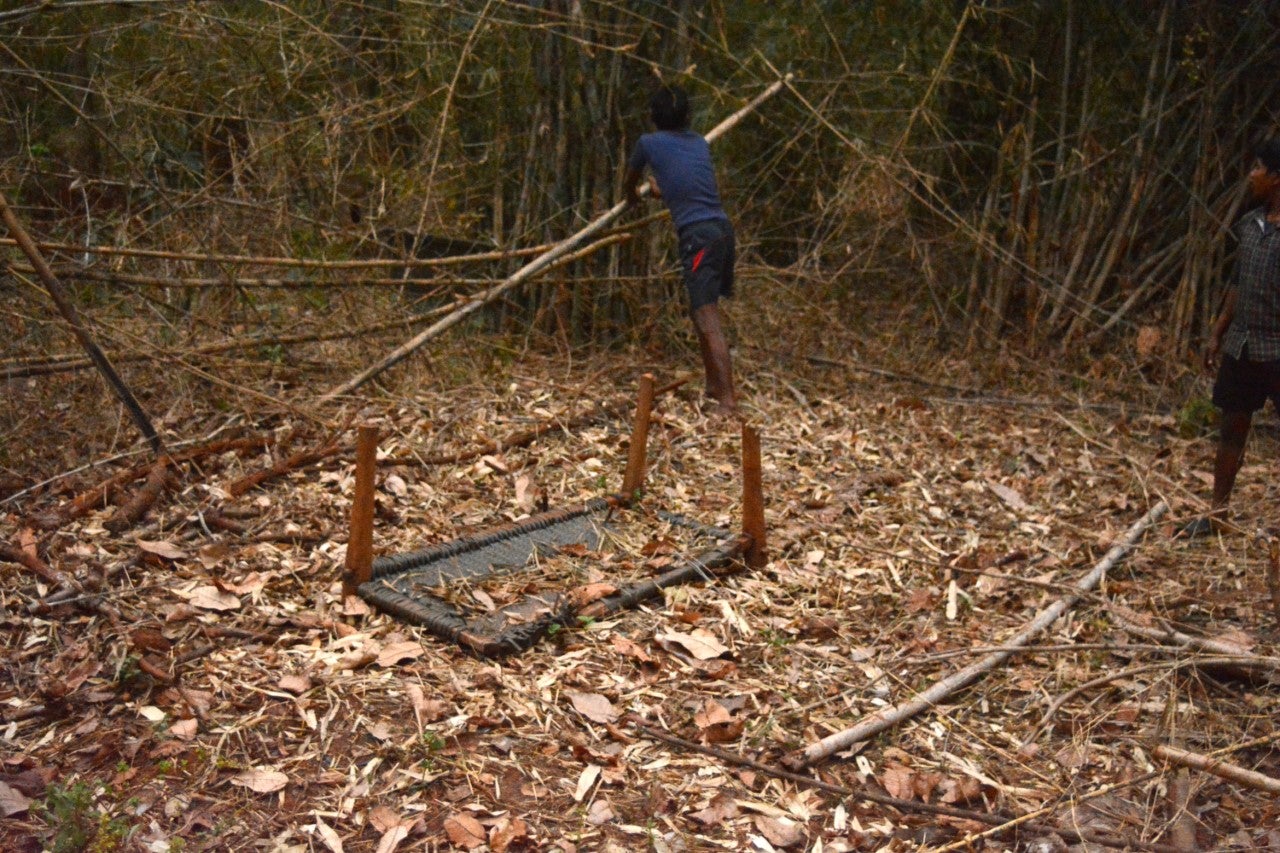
628 130 730 232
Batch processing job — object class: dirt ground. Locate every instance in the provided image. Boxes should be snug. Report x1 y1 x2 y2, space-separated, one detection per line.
2 276 1279 852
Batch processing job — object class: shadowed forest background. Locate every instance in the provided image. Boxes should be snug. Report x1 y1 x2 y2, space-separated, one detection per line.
5 0 1280 396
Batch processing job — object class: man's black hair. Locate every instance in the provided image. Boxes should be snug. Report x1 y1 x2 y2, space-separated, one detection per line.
650 85 690 131
1258 138 1280 173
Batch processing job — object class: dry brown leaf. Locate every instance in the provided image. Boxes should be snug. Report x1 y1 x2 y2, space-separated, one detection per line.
568 692 618 724
138 539 187 560
376 640 425 667
444 813 487 850
689 793 739 827
231 768 289 793
168 718 198 740
754 815 805 848
489 816 529 853
0 781 32 817
278 674 313 695
880 764 915 800
182 585 240 611
573 765 601 802
655 628 729 660
315 817 344 853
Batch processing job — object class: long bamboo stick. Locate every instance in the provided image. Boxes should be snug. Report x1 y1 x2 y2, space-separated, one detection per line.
320 75 792 403
786 500 1167 769
1153 744 1280 795
0 192 164 454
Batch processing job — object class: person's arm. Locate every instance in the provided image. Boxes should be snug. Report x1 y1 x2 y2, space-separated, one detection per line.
624 165 645 206
1205 287 1237 371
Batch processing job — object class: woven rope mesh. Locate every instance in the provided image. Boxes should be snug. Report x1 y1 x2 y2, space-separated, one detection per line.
359 499 744 656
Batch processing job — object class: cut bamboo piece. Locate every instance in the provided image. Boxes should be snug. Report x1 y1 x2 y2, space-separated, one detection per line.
621 374 655 500
343 425 379 598
786 500 1168 769
320 75 792 403
742 423 767 570
1153 744 1280 795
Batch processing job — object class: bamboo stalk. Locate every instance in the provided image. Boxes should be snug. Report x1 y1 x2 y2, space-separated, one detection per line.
1153 744 1280 795
741 423 767 570
343 425 379 598
320 76 791 403
620 373 655 500
786 501 1167 769
0 192 164 454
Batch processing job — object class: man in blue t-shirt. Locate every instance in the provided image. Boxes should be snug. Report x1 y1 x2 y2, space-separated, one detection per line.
624 85 738 416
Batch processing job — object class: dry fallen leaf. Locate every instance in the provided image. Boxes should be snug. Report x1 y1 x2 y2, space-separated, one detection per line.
573 765 601 802
689 793 739 827
656 628 730 660
179 585 240 611
278 674 313 695
444 813 487 850
138 539 187 561
568 692 618 724
376 640 426 667
374 824 410 853
315 816 344 853
754 815 805 848
231 768 289 794
0 781 32 817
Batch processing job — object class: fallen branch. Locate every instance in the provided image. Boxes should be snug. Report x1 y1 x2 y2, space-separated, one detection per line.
787 501 1168 769
1024 655 1280 746
29 436 270 530
1153 744 1280 795
104 456 171 533
225 441 342 498
628 718 1178 853
0 540 79 590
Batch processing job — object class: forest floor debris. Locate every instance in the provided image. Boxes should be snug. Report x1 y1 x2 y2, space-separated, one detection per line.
2 281 1279 852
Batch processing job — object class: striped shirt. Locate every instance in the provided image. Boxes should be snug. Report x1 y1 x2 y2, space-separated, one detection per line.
1223 207 1280 362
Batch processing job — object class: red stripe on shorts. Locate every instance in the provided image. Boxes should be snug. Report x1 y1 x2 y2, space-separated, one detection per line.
691 248 706 272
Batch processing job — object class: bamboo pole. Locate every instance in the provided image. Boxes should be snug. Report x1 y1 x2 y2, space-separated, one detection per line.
786 500 1167 769
0 191 164 454
741 423 766 570
1153 744 1280 795
342 425 379 598
620 373 655 500
319 75 792 403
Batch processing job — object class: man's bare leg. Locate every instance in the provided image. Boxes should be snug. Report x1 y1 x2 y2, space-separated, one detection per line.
1211 410 1252 522
692 302 736 415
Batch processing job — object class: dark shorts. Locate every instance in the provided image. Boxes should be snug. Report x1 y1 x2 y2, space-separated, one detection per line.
678 218 735 312
1213 350 1280 414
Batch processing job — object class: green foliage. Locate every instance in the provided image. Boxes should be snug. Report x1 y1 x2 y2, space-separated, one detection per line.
37 782 132 853
1178 396 1219 438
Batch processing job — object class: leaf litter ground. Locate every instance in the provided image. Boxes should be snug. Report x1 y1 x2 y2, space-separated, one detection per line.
2 281 1279 852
